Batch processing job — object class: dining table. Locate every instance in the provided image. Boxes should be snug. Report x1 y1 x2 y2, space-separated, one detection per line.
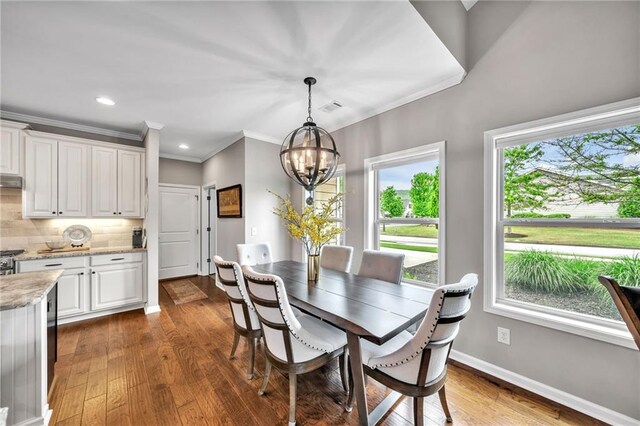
252 260 434 426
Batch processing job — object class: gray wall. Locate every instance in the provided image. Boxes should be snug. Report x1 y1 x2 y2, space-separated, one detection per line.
332 1 640 419
159 157 202 186
202 138 246 261
244 137 291 261
202 138 291 263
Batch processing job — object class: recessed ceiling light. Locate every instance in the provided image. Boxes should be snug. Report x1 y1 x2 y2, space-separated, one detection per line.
179 144 189 150
95 97 115 106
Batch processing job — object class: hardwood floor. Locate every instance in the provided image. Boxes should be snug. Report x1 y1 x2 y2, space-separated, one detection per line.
49 276 603 426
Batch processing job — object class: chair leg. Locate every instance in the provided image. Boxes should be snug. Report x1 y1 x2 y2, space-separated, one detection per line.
288 372 297 426
258 359 271 396
413 397 424 426
438 385 453 423
247 337 257 380
338 352 349 391
229 331 240 360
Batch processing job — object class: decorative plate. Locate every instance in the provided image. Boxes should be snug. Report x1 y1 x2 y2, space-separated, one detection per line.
62 225 92 247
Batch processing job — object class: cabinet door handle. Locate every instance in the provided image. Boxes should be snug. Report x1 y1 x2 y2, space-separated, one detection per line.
79 272 84 276
58 211 62 214
52 211 56 215
45 263 62 267
113 212 117 215
118 212 122 215
92 271 96 274
111 257 125 261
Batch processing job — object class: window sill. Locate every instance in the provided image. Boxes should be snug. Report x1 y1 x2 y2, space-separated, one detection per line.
485 299 636 350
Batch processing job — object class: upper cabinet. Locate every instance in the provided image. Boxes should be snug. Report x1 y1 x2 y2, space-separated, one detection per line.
91 147 118 216
23 131 145 219
117 150 143 217
0 120 29 176
92 147 143 217
24 136 59 217
58 141 90 217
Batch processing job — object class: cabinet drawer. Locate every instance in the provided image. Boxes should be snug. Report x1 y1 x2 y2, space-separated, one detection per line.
17 256 87 272
90 252 143 266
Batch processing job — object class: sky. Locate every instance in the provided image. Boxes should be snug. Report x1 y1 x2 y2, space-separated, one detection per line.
378 159 438 190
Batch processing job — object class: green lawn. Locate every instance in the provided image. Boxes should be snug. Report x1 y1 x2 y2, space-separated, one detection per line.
382 225 640 249
380 242 438 253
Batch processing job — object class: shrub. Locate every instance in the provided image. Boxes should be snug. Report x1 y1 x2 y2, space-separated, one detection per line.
505 250 583 294
511 212 571 219
593 255 640 301
545 213 572 219
511 212 545 218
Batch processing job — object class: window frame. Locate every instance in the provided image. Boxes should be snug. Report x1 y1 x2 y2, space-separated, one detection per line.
484 97 640 349
364 142 446 288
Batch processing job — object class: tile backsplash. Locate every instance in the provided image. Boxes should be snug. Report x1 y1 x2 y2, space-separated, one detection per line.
0 188 143 251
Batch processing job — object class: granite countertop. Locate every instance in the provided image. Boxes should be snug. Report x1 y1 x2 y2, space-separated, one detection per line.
15 247 147 261
0 270 63 311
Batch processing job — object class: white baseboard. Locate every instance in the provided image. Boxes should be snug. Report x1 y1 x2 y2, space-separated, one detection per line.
450 350 639 426
58 304 145 325
144 304 161 314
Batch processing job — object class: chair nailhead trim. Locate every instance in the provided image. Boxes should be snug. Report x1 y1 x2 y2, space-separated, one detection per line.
246 272 329 353
371 284 476 369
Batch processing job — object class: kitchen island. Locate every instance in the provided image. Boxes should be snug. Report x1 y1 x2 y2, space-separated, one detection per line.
0 270 62 426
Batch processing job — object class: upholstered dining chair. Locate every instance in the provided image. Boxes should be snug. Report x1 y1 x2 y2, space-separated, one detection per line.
357 250 405 284
320 245 354 273
213 256 262 379
347 273 478 425
237 243 273 266
598 276 640 350
242 265 350 426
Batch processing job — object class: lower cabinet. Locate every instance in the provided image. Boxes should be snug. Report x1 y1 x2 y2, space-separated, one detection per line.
57 267 89 318
91 262 144 311
16 252 146 322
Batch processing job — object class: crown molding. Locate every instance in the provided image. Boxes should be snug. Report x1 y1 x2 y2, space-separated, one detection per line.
159 152 202 163
200 132 245 163
241 130 281 145
143 120 165 134
0 110 142 141
326 69 466 135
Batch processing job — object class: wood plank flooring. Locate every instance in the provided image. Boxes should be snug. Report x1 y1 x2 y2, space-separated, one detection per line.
49 275 604 426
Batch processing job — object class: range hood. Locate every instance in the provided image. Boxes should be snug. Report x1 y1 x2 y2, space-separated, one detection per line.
0 175 23 189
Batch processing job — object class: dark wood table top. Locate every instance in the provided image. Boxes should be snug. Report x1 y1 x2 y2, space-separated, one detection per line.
252 261 433 345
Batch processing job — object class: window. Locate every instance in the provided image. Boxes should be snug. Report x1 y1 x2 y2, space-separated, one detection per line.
485 98 640 348
365 143 445 287
304 165 345 245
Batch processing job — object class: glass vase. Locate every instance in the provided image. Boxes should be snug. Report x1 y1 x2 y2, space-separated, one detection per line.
307 254 320 282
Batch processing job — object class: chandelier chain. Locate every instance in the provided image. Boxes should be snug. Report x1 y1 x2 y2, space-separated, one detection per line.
307 81 313 122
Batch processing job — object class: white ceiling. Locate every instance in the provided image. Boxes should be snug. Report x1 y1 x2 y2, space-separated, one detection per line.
1 1 464 162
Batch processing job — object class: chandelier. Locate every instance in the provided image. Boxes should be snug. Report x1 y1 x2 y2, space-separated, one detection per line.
280 77 340 205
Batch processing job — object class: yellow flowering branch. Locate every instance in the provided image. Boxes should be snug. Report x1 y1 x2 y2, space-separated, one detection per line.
270 190 344 256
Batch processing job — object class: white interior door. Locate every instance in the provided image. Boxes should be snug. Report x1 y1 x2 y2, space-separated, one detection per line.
159 185 199 279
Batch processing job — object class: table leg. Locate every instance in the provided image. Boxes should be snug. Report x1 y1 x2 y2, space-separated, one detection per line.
347 332 368 426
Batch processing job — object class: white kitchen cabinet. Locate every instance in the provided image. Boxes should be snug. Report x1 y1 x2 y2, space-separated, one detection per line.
117 150 142 217
91 146 119 217
24 136 58 217
91 262 144 311
58 141 90 217
0 120 28 175
57 267 89 318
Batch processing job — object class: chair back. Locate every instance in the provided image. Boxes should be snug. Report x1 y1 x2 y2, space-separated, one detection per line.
320 245 354 273
358 250 405 284
213 256 259 332
599 276 640 350
243 265 335 363
237 243 273 266
368 273 478 386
